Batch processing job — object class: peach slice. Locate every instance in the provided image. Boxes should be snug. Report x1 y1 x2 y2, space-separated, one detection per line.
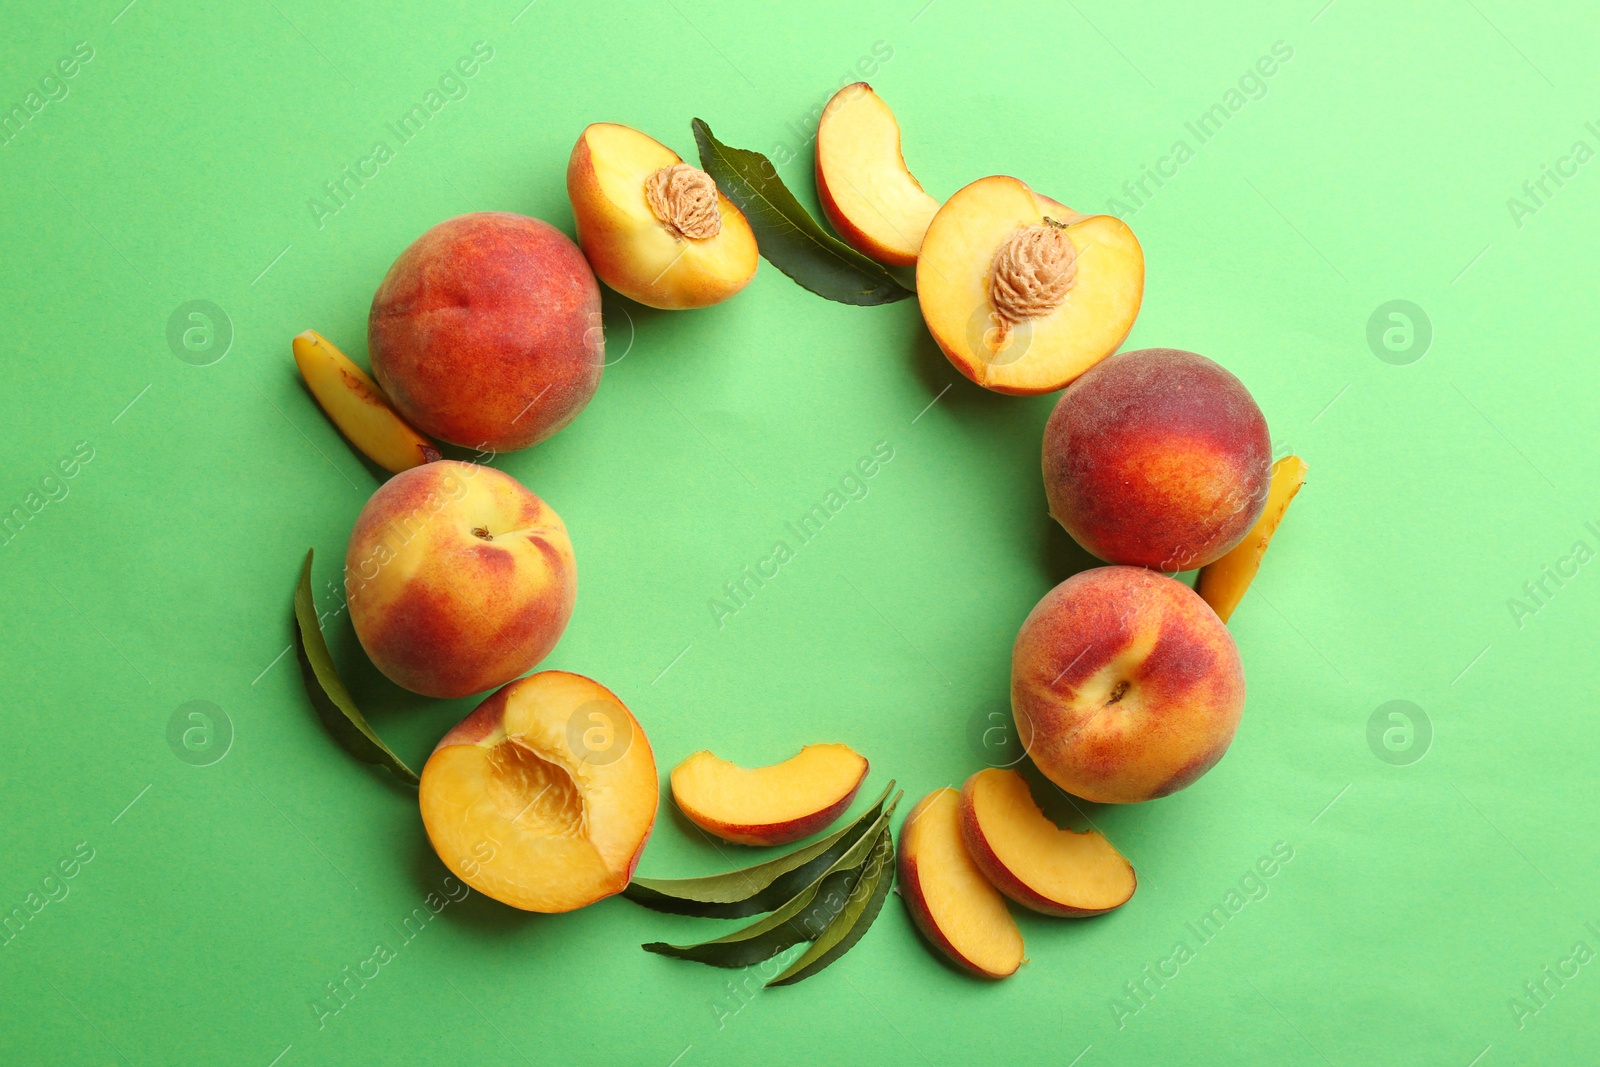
419 671 658 913
567 123 758 309
959 769 1136 917
815 83 940 267
899 787 1024 978
670 744 868 846
917 175 1144 395
292 329 440 473
1197 455 1308 622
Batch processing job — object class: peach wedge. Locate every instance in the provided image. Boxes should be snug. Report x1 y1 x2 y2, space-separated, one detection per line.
959 769 1136 917
292 329 439 474
815 83 940 266
917 176 1144 395
1198 455 1308 622
567 123 758 309
899 787 1024 978
419 671 658 913
670 744 868 846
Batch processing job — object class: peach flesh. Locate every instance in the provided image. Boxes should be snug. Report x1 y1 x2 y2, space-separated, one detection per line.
369 212 603 452
815 82 940 266
419 671 658 913
1043 348 1272 571
345 460 576 699
670 744 868 846
1011 566 1245 804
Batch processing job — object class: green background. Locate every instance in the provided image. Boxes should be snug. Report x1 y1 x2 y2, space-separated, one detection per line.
2 0 1594 1063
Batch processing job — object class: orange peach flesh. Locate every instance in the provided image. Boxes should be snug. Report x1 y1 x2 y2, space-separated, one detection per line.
815 83 940 266
899 788 1024 978
917 175 1144 395
670 743 867 846
292 330 439 474
567 123 758 309
1197 455 1308 622
959 769 1135 917
419 671 658 913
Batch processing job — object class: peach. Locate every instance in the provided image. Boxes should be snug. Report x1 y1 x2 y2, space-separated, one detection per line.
815 83 940 266
1043 348 1272 571
959 768 1136 916
899 787 1024 978
1197 455 1308 622
917 175 1143 395
670 744 868 846
1011 566 1245 804
419 671 657 913
368 212 603 452
344 460 575 699
292 330 440 474
567 123 758 309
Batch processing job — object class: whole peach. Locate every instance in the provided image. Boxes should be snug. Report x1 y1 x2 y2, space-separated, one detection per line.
369 212 603 452
344 460 576 699
1043 348 1271 571
1011 566 1245 804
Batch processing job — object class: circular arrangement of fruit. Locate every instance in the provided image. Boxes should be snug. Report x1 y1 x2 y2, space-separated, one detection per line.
289 85 1305 985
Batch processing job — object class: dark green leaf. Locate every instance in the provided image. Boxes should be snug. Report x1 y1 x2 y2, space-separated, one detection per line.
293 549 419 785
641 792 901 968
691 118 913 307
624 781 893 918
767 826 895 986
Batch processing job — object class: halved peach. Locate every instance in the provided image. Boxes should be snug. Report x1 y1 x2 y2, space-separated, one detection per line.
917 175 1143 395
670 743 867 846
815 83 940 267
292 329 440 473
959 769 1135 917
1198 455 1308 622
899 787 1024 978
567 123 758 309
419 671 658 913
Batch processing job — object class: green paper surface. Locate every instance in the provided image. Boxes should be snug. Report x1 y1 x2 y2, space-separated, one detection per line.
1 1 1595 1064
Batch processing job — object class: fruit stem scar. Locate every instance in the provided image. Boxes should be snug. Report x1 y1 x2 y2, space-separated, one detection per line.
1105 680 1130 706
645 163 722 241
472 526 493 541
987 223 1077 346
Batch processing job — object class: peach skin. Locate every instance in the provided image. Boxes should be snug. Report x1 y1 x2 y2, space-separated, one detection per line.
567 123 758 309
344 460 575 699
1011 566 1245 804
369 212 604 452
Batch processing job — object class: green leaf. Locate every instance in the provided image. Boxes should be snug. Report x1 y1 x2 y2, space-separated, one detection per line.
624 781 893 918
293 549 419 785
641 792 901 968
766 826 895 986
691 118 913 307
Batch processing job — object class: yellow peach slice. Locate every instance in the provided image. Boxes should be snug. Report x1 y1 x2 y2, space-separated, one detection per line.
292 329 439 474
567 123 758 309
419 671 658 913
1197 455 1308 622
917 175 1144 395
670 743 868 846
899 787 1024 978
959 768 1136 917
815 83 940 266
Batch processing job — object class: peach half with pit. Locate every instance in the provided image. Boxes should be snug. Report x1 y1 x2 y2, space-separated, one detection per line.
1011 566 1246 805
419 671 658 913
917 176 1143 395
567 123 758 309
670 743 868 846
345 460 575 700
369 211 604 452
